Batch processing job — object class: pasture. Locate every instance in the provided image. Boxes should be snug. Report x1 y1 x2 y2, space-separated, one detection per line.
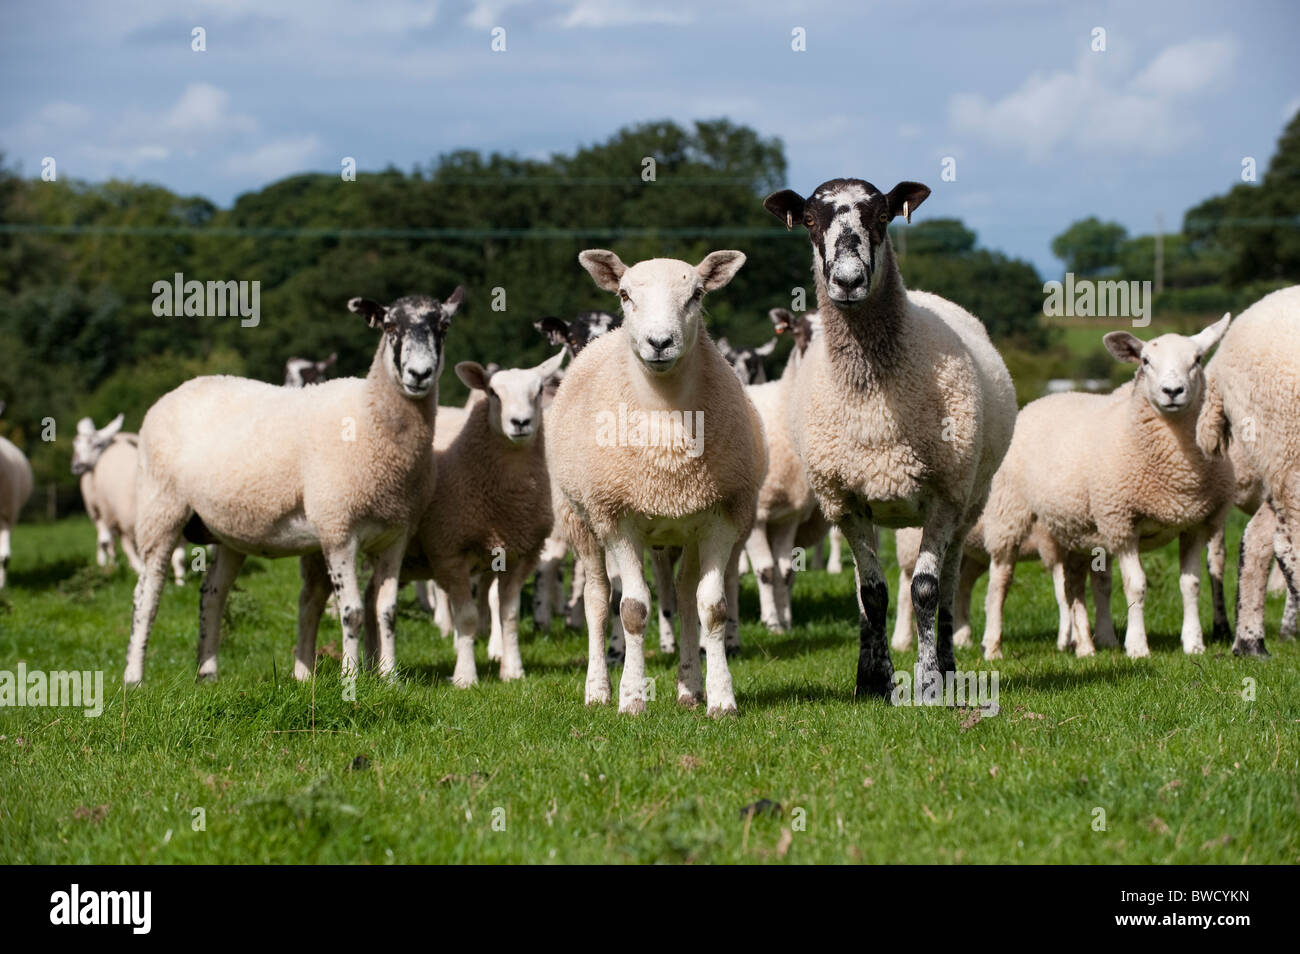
1 513 1296 864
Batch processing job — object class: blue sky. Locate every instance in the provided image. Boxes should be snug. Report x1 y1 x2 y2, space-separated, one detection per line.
1 0 1297 277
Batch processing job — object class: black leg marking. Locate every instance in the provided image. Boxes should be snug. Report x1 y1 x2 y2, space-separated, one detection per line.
855 576 894 700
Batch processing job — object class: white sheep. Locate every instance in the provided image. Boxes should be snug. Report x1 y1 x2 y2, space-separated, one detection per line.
0 403 33 589
362 351 565 685
1197 285 1300 655
764 178 1017 697
547 249 765 715
72 415 186 585
982 317 1235 660
124 290 461 685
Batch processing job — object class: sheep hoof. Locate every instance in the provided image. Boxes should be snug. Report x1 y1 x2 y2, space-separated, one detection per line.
451 671 478 689
982 646 1002 661
854 673 895 701
677 690 703 709
585 684 611 705
1232 638 1269 658
1074 644 1095 659
123 669 143 687
706 702 738 718
1094 630 1119 648
1125 646 1150 659
500 667 525 682
659 640 676 654
619 697 646 716
1183 641 1205 655
1210 622 1232 644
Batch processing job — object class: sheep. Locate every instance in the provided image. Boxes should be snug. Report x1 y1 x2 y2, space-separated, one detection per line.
763 178 1017 698
981 316 1235 660
741 309 819 631
284 352 338 388
717 336 776 385
123 289 461 686
362 351 565 685
1197 285 1300 655
547 249 765 715
0 403 33 590
72 415 186 585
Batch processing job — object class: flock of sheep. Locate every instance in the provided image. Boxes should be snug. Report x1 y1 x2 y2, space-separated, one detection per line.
1 174 1297 717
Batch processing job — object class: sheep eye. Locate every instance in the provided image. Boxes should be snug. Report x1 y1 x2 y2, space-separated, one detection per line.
692 288 703 301
619 289 630 303
1142 357 1150 366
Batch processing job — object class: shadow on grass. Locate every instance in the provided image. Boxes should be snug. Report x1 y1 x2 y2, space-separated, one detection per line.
12 556 91 588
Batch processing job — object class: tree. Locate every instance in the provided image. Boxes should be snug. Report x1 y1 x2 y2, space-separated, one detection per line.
1051 217 1128 276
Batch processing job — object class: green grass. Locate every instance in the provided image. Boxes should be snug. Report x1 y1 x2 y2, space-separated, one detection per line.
1 515 1296 864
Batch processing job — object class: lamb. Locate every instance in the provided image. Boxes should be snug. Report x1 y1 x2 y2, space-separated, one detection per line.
717 335 776 385
72 415 186 585
284 352 338 388
763 178 1017 697
547 249 765 715
361 351 565 686
1196 285 1300 655
981 317 1235 660
0 402 33 590
124 289 461 685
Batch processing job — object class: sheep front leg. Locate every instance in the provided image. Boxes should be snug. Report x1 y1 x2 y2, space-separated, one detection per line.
1115 546 1149 658
124 493 187 685
433 581 454 636
698 524 740 716
498 557 535 682
565 556 587 628
1233 505 1274 656
935 527 964 676
95 522 113 567
1064 552 1095 657
1178 528 1208 654
486 576 503 661
1091 562 1117 647
323 543 365 678
745 522 782 632
914 506 961 685
841 511 894 700
196 544 246 681
650 547 677 653
675 542 704 707
1206 524 1231 642
827 526 844 574
607 533 650 715
771 520 800 631
296 553 330 680
891 561 915 652
981 557 1014 661
1048 556 1073 652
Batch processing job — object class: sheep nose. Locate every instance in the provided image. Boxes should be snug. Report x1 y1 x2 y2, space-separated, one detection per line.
835 270 865 289
647 336 673 354
408 367 432 385
511 417 531 431
1163 385 1184 398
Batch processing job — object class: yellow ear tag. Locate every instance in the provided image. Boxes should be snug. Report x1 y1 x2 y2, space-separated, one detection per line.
903 200 911 224
786 212 793 230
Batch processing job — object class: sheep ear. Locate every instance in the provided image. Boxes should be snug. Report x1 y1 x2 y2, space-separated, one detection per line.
755 338 777 357
100 413 125 440
578 250 627 292
1104 331 1145 364
535 316 570 348
1192 312 1231 357
715 337 731 356
348 297 387 329
697 250 746 291
324 352 338 368
535 350 567 383
769 308 794 333
441 286 466 323
76 417 95 436
886 182 930 223
455 361 492 392
794 317 814 353
764 190 805 230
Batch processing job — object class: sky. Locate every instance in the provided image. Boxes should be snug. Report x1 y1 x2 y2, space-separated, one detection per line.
1 0 1297 277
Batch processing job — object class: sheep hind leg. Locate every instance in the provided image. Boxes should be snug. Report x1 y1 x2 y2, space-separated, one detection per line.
724 545 741 655
1092 561 1117 648
446 574 480 688
323 542 365 679
651 547 677 654
1115 546 1149 658
486 576 504 662
0 526 9 589
935 530 964 677
1271 500 1299 642
771 520 800 632
675 542 704 708
170 546 187 586
195 543 246 681
565 556 586 629
913 505 962 692
1049 556 1073 652
368 542 404 678
981 557 1015 661
745 522 782 632
124 491 188 685
841 510 894 700
576 539 611 705
295 553 330 681
608 533 650 715
698 523 740 716
1206 523 1231 643
120 533 146 575
952 552 985 649
1233 506 1274 656
891 558 914 652
1064 552 1095 657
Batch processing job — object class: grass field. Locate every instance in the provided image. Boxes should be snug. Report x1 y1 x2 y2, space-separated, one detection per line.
1 515 1297 864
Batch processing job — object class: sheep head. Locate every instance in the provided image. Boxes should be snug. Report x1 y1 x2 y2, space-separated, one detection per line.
71 413 125 475
764 178 929 305
578 249 746 375
348 288 463 398
457 350 565 445
1104 313 1231 415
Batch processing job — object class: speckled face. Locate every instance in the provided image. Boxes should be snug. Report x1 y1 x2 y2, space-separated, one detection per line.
801 179 894 304
350 289 463 398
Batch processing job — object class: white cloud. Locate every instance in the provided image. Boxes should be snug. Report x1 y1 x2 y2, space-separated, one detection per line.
223 134 322 178
162 83 257 136
463 0 530 29
559 1 692 28
949 37 1238 160
1283 95 1300 123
